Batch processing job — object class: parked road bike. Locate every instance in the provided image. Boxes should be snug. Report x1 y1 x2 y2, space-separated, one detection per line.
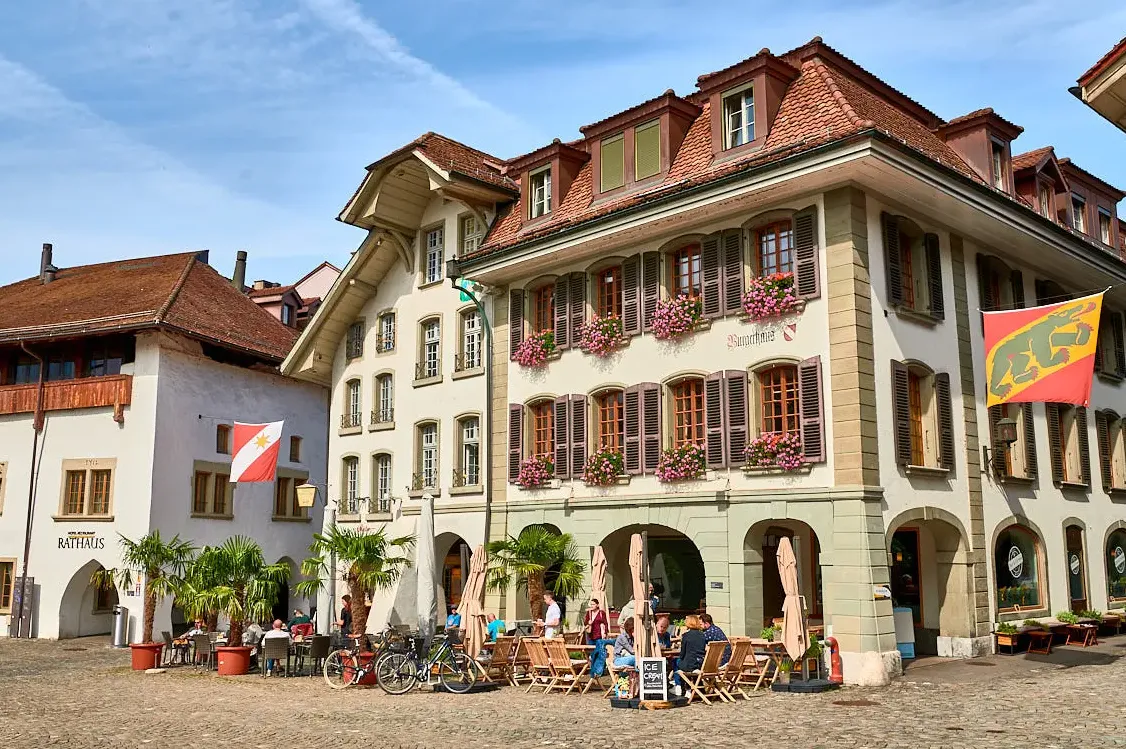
374 630 476 695
323 626 408 689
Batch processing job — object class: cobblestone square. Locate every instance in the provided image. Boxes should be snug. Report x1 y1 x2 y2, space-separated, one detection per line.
3 636 1125 748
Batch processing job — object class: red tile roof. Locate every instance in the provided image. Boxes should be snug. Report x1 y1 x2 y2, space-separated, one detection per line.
1012 146 1054 172
1078 36 1126 87
247 283 298 299
0 252 298 362
1058 157 1126 200
368 132 515 192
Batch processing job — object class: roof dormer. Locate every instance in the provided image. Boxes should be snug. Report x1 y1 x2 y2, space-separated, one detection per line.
1012 146 1069 222
935 108 1023 195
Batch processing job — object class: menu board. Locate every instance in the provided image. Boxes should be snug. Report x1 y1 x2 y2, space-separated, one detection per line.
639 657 667 702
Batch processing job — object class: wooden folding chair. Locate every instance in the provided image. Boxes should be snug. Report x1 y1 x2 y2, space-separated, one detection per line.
720 637 753 699
562 630 584 645
523 638 555 694
544 638 595 695
742 640 779 691
510 636 533 684
483 636 516 684
677 641 733 705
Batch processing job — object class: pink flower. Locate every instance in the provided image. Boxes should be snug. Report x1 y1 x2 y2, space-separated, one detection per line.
515 454 555 487
656 443 706 482
579 315 624 357
745 432 804 470
652 295 703 340
582 447 624 485
512 330 556 367
742 272 802 321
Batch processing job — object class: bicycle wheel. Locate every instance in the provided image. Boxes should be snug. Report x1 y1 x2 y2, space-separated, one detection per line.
376 652 418 695
323 650 358 689
438 652 477 694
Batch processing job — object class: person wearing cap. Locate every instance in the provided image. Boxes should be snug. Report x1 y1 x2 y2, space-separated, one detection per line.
446 604 462 629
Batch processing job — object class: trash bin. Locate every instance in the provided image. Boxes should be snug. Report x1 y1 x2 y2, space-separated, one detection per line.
112 605 129 648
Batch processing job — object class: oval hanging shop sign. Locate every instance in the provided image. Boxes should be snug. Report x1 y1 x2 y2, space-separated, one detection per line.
1069 554 1081 575
1007 546 1024 579
1115 547 1125 575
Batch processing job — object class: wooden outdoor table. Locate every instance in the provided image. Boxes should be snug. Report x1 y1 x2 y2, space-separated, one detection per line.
1065 623 1098 647
1026 629 1053 655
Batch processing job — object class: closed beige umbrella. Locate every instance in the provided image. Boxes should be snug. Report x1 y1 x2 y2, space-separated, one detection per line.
777 536 807 662
628 534 660 658
457 545 488 661
590 546 608 620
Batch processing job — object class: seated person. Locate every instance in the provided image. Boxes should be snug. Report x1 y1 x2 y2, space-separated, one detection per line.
678 615 707 672
655 615 672 649
262 619 291 675
486 613 506 641
446 604 462 630
613 618 637 669
287 609 311 629
700 613 730 660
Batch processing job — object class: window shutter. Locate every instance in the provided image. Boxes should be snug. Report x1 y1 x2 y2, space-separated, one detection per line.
724 370 748 467
554 276 570 350
935 372 955 470
891 360 911 466
793 205 820 300
624 386 641 475
704 372 726 468
1113 312 1126 378
554 395 571 479
924 233 944 320
622 254 641 335
722 230 744 316
509 289 524 354
569 272 586 345
634 121 661 180
1046 403 1064 484
571 394 587 477
1010 269 1025 308
988 405 1007 478
1095 325 1106 374
600 136 625 192
642 252 660 330
798 356 825 463
701 234 722 319
641 382 662 473
1096 411 1112 492
1078 406 1091 487
1022 404 1037 478
976 255 995 312
508 404 523 482
882 213 903 307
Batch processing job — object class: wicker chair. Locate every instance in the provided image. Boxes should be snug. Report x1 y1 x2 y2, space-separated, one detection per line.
261 637 291 677
299 634 332 677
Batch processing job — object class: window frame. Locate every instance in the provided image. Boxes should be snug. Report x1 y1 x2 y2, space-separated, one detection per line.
755 220 794 277
56 459 116 519
669 243 702 299
459 213 485 256
722 83 755 150
345 320 365 360
529 166 552 219
374 373 395 425
994 524 1046 614
594 264 623 320
458 308 482 371
341 455 360 516
288 436 302 464
344 378 362 428
457 415 481 488
989 138 1007 191
600 133 626 193
529 399 555 459
1099 207 1113 246
215 424 231 455
0 559 14 614
755 364 800 438
595 388 625 452
190 460 234 519
1107 528 1126 603
1071 193 1087 234
377 311 396 353
271 469 310 521
281 303 294 327
416 421 440 490
531 283 555 334
1038 181 1054 219
669 377 705 449
423 224 445 285
418 317 442 381
373 453 393 513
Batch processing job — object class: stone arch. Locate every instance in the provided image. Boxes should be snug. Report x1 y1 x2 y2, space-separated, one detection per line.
598 524 706 618
991 515 1050 616
743 519 827 633
58 559 118 639
1104 521 1126 606
434 532 469 614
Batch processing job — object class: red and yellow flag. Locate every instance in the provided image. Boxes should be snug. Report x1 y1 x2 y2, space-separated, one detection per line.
984 292 1103 407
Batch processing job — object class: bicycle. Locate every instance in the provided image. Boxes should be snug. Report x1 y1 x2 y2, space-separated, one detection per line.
374 630 476 695
323 626 407 689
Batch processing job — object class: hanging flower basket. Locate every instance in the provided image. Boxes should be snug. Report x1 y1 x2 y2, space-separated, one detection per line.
582 447 625 486
745 432 805 471
579 315 625 357
515 454 554 488
652 295 703 340
512 330 556 367
741 272 803 321
655 444 706 482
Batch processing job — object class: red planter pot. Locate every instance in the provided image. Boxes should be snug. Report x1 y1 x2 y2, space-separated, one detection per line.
129 642 164 671
345 652 379 685
216 646 253 676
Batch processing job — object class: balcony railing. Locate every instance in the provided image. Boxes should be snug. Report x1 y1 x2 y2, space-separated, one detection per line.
375 332 395 353
415 361 440 380
453 353 481 372
411 472 437 492
369 496 392 515
341 412 362 429
0 374 132 420
370 407 394 426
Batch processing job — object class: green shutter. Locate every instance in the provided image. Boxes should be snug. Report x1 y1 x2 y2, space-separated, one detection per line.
601 135 625 192
634 120 661 180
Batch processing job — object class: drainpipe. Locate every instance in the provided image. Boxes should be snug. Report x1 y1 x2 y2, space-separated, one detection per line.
14 341 45 637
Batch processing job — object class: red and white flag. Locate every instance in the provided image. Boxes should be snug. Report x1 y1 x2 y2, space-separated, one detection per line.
230 421 284 483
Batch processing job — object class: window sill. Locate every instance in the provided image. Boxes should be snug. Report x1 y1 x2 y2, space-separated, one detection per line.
336 514 360 523
338 425 362 436
996 607 1049 623
271 515 311 523
1096 370 1124 385
999 474 1036 486
515 478 564 491
743 464 813 476
583 475 632 487
892 306 941 327
374 347 396 356
581 338 631 356
1108 488 1126 499
52 514 115 522
190 513 234 521
738 300 806 324
452 367 485 381
1056 480 1090 491
904 464 950 478
368 421 395 433
418 279 444 291
413 374 444 388
407 489 442 498
712 138 768 166
449 485 484 496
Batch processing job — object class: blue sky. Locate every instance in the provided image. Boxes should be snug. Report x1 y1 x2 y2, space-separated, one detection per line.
1 0 1124 287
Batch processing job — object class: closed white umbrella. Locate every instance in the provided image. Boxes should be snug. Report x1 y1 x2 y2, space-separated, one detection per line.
416 493 437 638
457 545 488 660
777 536 807 662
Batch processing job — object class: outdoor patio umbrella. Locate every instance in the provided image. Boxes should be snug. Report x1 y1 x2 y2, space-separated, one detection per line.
457 544 488 660
590 546 607 618
777 535 807 663
416 493 437 639
628 534 660 658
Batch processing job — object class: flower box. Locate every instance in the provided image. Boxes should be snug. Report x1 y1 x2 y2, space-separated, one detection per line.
652 295 703 341
582 447 626 486
741 272 804 321
744 433 805 471
515 455 555 488
512 331 556 368
656 444 706 483
578 315 626 357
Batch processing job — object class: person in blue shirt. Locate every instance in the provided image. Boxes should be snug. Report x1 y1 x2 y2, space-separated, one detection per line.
699 612 730 661
655 615 672 649
446 604 462 629
486 613 506 641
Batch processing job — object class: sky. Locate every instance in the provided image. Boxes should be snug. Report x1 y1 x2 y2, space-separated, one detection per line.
1 0 1124 287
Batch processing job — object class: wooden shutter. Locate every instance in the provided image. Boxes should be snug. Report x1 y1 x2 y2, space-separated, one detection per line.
976 255 996 312
701 234 722 319
935 372 954 470
1022 404 1037 478
634 121 661 180
1113 312 1126 378
924 233 944 320
1096 411 1113 491
1046 403 1064 484
988 405 1007 478
508 404 524 482
722 230 744 316
793 205 820 300
569 272 586 344
622 254 641 335
642 252 660 330
891 360 911 466
554 276 570 350
624 386 641 474
600 136 625 192
1078 406 1091 486
724 370 748 467
1010 269 1025 308
798 356 824 463
509 289 524 354
704 372 726 468
882 213 903 307
641 382 662 473
571 394 587 477
554 395 570 479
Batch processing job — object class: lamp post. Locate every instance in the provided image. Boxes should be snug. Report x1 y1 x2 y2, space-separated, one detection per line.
296 481 336 634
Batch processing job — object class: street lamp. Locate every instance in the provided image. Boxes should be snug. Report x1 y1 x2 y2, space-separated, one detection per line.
296 482 318 508
295 481 336 633
982 417 1019 475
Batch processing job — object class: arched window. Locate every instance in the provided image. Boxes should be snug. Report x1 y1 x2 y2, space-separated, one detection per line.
528 399 554 458
418 318 441 380
595 389 624 451
374 374 394 425
756 364 799 436
343 379 362 429
215 424 231 454
669 377 704 448
668 243 702 298
372 453 392 513
755 220 793 277
994 524 1044 611
1107 528 1126 603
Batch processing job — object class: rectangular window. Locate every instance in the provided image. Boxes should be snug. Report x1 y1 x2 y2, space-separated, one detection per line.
346 321 364 360
90 469 112 515
375 454 392 510
722 86 755 149
1072 194 1087 233
216 425 230 455
1039 183 1053 219
1059 405 1083 483
64 470 86 515
289 436 302 463
0 561 12 613
598 390 624 451
47 358 76 381
1100 208 1113 245
281 304 294 326
461 417 480 486
908 372 925 466
376 375 394 423
759 366 799 436
532 284 554 333
87 343 123 377
421 424 438 489
530 167 552 218
193 471 210 514
990 140 1006 191
14 358 39 385
671 244 702 298
212 473 230 516
596 265 622 319
460 214 484 255
600 134 625 192
378 312 395 352
422 320 441 379
634 120 661 180
461 310 481 370
425 227 445 284
672 379 705 448
343 457 359 515
531 401 554 458
274 476 291 517
756 221 794 276
345 380 361 427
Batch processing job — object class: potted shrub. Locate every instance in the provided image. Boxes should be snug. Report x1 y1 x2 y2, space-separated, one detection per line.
994 621 1019 649
91 531 195 670
741 272 803 321
760 626 778 642
1022 618 1045 630
651 295 702 340
655 444 706 483
802 634 823 676
1079 609 1103 623
512 330 555 367
578 315 624 357
582 446 625 486
777 658 793 684
1056 610 1079 625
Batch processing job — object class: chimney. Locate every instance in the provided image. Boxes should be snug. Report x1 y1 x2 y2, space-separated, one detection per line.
232 250 247 290
40 243 58 284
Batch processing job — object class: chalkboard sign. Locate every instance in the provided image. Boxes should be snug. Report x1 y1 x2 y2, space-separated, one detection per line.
638 657 667 702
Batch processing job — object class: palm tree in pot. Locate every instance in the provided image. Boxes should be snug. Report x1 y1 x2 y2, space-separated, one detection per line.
486 525 586 622
296 525 414 642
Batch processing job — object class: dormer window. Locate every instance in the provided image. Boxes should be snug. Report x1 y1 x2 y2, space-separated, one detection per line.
634 120 661 180
530 166 552 218
990 139 1006 191
723 85 755 149
1072 193 1087 233
1099 208 1113 245
600 134 625 192
1038 182 1053 219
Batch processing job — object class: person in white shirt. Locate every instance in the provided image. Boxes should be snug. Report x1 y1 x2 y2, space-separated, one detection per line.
262 619 291 675
541 592 562 639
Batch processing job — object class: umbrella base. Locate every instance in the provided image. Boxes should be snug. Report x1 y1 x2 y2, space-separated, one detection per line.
431 681 501 694
610 696 689 709
771 678 839 694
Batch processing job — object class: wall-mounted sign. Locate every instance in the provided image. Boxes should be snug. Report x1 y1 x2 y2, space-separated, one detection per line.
58 531 105 550
709 581 724 590
1115 547 1125 575
1007 546 1024 579
873 585 891 600
639 657 668 702
726 322 798 351
1069 554 1081 575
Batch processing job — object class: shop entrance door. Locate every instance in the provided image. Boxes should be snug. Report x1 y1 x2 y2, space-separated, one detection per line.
1066 525 1087 614
890 529 922 625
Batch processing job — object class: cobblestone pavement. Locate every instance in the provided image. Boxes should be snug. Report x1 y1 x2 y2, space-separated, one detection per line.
3 636 1125 748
